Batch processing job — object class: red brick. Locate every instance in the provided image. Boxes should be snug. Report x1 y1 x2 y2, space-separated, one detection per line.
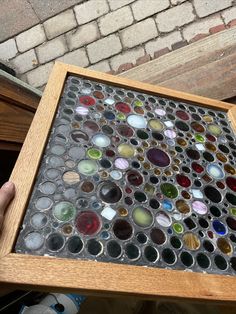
228 19 236 27
136 54 151 66
153 47 170 59
117 63 134 73
209 24 226 34
172 40 188 50
189 33 209 43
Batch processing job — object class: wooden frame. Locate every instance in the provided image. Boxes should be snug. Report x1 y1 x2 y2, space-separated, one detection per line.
1 62 236 303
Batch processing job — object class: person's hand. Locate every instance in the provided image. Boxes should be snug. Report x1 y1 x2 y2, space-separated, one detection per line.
0 182 15 230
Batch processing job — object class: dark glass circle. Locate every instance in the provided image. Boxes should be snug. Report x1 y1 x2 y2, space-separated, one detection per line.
150 176 159 184
47 233 64 251
229 142 236 150
137 130 149 140
226 135 234 141
162 248 176 265
102 125 113 135
203 151 214 162
125 243 140 260
149 199 160 209
226 193 236 205
230 234 236 243
130 138 138 145
226 217 236 231
99 181 122 203
198 218 209 229
170 236 182 249
203 240 214 253
132 161 140 169
87 239 102 256
144 246 158 262
192 113 201 121
107 240 122 258
124 196 133 205
210 206 221 217
214 255 227 270
134 191 146 202
136 232 147 244
198 108 205 114
152 132 164 141
100 159 112 168
204 186 222 203
67 236 83 254
180 251 193 267
175 120 189 132
182 166 190 173
197 253 210 269
223 127 231 134
218 144 230 154
113 220 133 240
194 180 202 187
150 228 166 245
186 149 200 160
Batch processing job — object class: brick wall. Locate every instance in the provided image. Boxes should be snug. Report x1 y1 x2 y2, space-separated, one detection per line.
0 0 235 89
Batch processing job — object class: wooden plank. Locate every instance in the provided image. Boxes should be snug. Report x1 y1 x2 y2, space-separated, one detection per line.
1 253 236 303
0 63 235 301
160 51 236 100
0 71 41 112
0 100 34 143
121 26 236 100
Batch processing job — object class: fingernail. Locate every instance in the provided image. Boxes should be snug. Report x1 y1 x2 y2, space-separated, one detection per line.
2 181 14 191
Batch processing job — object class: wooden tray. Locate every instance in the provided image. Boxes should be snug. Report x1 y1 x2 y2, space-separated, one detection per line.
0 62 236 303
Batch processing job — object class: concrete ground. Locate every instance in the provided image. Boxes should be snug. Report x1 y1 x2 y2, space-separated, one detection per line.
0 0 236 89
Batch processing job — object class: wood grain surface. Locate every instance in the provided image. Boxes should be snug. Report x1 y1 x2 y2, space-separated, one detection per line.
121 26 236 101
0 74 40 112
0 100 34 143
1 253 236 303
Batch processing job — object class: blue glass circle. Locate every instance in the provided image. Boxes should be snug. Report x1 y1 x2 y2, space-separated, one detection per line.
104 111 115 120
162 199 173 211
212 220 227 235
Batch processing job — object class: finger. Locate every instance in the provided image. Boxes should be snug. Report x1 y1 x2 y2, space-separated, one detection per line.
0 182 15 222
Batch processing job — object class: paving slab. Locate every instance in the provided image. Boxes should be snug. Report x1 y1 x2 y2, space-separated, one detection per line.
0 0 39 42
28 0 83 21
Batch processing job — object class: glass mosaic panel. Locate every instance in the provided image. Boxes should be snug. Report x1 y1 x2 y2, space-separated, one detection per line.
15 76 236 275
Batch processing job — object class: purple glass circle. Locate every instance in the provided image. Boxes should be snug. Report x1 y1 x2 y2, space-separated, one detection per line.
146 148 171 167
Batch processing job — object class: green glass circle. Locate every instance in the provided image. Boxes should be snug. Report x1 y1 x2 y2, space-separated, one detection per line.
132 207 153 228
173 223 184 234
134 100 143 107
87 148 102 159
77 159 98 176
160 183 178 199
195 134 205 143
230 208 236 217
117 113 126 120
53 202 76 222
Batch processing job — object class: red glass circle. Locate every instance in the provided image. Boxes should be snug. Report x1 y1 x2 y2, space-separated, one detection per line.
115 102 131 114
192 162 204 173
226 177 236 192
79 96 95 106
176 174 191 188
76 211 101 235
